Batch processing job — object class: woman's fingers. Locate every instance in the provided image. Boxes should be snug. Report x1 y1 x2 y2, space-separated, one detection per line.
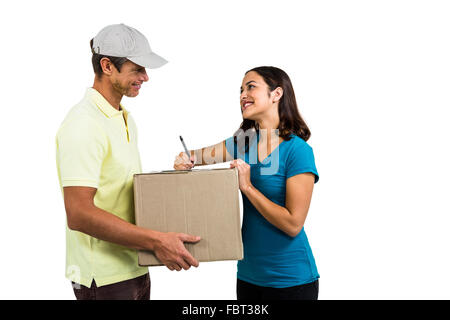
230 159 241 167
174 152 195 170
230 159 248 170
181 152 190 162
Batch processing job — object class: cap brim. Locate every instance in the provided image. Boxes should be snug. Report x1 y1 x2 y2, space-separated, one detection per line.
128 52 168 69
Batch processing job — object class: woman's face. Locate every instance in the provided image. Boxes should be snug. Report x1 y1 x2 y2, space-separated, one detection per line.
240 71 273 120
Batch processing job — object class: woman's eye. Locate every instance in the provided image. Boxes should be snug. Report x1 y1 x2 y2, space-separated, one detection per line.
240 84 254 93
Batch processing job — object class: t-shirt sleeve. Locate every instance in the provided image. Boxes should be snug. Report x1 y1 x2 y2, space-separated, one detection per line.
225 136 238 160
224 133 256 162
56 117 108 188
286 140 319 183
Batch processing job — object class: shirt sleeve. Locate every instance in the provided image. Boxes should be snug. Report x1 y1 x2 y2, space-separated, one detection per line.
56 117 108 188
286 140 319 183
224 136 237 160
224 134 255 162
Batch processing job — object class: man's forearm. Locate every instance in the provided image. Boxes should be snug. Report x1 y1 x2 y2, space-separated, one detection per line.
70 204 160 251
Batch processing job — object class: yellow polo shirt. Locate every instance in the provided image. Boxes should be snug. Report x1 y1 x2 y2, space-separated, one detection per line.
55 87 148 287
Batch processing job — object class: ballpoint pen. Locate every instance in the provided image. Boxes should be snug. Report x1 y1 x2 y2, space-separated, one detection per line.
179 135 194 165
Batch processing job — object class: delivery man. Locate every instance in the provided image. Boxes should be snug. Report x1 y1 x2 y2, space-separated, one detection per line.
55 24 201 300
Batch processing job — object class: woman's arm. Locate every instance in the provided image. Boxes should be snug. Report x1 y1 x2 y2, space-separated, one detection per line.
174 140 232 169
230 159 315 237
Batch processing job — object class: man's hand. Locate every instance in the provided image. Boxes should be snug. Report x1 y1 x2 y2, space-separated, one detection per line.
152 232 201 271
63 186 202 270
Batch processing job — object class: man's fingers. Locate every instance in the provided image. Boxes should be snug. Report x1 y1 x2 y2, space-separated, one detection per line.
177 234 201 267
183 252 199 268
160 234 201 271
179 233 201 243
168 263 182 271
167 260 191 271
178 258 191 271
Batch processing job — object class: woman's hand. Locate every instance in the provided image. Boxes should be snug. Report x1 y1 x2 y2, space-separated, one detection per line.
173 152 196 170
230 159 252 193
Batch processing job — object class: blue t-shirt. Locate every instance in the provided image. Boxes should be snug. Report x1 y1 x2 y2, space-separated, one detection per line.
225 132 320 288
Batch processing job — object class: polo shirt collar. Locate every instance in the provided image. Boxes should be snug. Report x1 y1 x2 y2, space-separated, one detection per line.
86 87 129 118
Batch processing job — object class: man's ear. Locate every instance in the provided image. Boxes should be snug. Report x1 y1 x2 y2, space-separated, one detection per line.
272 87 283 103
100 57 114 76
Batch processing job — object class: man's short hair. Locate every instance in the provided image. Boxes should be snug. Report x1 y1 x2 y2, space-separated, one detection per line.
90 39 128 78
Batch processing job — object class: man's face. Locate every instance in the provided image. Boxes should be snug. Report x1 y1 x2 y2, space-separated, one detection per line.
110 60 149 97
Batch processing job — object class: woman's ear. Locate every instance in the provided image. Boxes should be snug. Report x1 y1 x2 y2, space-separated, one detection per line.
272 87 284 103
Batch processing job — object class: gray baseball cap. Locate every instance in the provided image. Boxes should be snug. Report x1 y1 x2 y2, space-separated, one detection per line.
92 23 168 69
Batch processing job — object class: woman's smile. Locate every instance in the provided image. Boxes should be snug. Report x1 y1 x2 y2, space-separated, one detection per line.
241 100 254 111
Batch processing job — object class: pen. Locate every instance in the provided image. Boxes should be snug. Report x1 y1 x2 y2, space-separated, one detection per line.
179 135 194 165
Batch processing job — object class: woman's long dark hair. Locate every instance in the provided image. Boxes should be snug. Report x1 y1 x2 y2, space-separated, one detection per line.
237 66 311 142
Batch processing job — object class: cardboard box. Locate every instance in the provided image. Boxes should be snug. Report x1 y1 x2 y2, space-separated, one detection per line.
133 168 243 266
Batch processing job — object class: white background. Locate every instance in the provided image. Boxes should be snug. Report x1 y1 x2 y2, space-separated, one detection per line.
1 0 449 299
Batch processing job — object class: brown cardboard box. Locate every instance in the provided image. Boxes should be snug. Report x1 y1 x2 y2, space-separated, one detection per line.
133 168 243 266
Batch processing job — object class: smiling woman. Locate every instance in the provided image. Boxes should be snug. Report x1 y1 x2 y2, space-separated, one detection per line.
238 66 311 143
174 66 320 300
